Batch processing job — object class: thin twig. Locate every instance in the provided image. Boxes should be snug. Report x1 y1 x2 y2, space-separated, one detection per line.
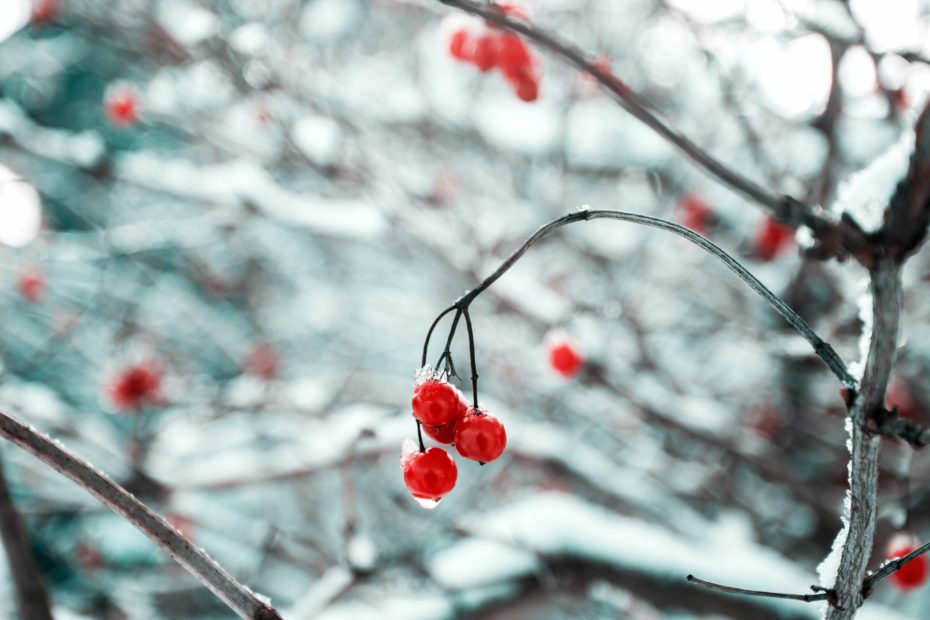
0 456 54 620
863 540 930 592
0 410 282 620
435 0 871 262
687 574 831 603
452 208 855 388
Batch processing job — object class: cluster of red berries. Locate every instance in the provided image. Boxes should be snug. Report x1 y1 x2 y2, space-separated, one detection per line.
442 2 541 102
885 533 929 591
401 373 507 507
104 84 140 128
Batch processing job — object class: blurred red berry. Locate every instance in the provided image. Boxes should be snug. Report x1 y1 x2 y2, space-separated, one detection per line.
454 409 507 464
109 363 162 412
755 217 794 261
17 265 45 303
246 342 279 380
449 27 471 60
32 0 60 25
548 338 583 378
680 193 713 234
886 534 929 591
472 33 500 71
401 446 457 502
412 379 464 426
745 404 779 440
498 34 531 75
105 85 140 128
886 378 919 419
495 0 530 21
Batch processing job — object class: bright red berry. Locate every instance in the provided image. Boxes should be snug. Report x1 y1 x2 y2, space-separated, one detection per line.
548 337 583 379
513 74 539 102
449 28 471 61
680 193 713 234
472 33 500 71
498 34 531 76
401 446 458 504
412 379 464 426
454 409 507 464
104 85 140 128
886 534 929 591
755 217 794 261
246 342 279 380
17 265 45 303
423 421 457 445
109 363 162 412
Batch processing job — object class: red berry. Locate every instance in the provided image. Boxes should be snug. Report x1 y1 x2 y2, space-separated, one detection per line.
886 534 929 591
246 342 279 380
402 446 457 503
472 33 500 71
412 379 464 426
498 34 531 76
454 409 507 464
495 1 530 21
514 75 539 102
886 378 918 419
423 421 457 445
17 265 45 303
449 28 471 61
548 338 583 378
32 0 60 25
680 193 713 234
104 85 140 128
755 217 794 261
109 363 162 412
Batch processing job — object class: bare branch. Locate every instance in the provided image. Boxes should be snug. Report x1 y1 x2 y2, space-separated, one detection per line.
0 456 54 620
0 410 282 620
451 208 855 388
436 0 871 261
687 574 832 603
863 540 930 592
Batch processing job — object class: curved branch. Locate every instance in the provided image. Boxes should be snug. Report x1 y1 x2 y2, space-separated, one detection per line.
454 208 855 388
0 410 282 620
687 574 832 603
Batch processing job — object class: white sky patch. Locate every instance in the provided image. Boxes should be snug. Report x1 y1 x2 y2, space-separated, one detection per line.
745 0 790 33
756 34 832 118
0 0 30 45
300 0 362 42
833 130 911 233
667 0 745 23
157 0 218 47
292 115 342 167
0 164 41 247
851 0 921 54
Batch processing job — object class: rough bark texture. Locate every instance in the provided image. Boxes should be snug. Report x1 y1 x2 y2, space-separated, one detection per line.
825 260 901 619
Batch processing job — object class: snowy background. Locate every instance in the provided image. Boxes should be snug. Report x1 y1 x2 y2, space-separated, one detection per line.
2 0 930 618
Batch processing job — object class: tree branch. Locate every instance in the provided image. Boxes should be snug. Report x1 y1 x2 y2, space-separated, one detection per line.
0 456 54 620
450 208 855 388
826 260 901 619
436 0 871 261
0 410 282 620
687 574 832 603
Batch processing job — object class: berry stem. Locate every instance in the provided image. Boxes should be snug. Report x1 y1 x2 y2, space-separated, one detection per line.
462 308 480 410
421 304 457 368
416 420 426 452
435 309 464 374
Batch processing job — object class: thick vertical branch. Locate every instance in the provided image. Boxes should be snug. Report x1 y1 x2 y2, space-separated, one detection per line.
826 260 901 619
0 456 54 620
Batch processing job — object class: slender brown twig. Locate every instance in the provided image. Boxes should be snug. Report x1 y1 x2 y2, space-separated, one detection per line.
0 410 282 620
687 574 832 603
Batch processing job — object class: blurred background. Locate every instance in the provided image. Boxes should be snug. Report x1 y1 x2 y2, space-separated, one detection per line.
2 0 930 618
